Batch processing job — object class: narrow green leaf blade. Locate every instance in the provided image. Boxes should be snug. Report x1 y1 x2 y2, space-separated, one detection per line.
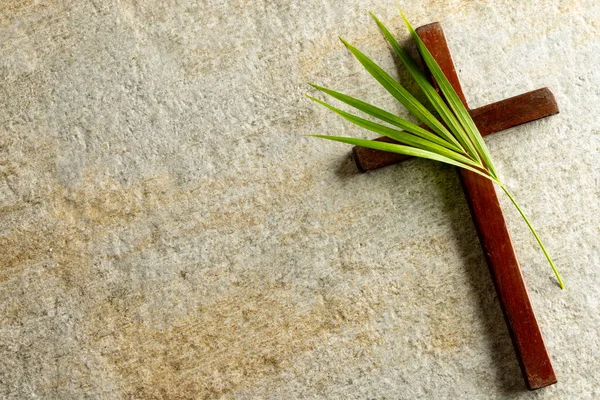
309 83 464 153
370 13 481 163
307 95 483 168
310 135 498 183
339 38 456 145
399 9 499 178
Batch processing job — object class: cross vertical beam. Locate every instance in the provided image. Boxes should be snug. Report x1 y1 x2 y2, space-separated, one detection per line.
354 23 557 389
416 23 557 389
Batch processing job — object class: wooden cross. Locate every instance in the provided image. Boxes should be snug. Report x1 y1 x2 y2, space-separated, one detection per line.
353 23 558 390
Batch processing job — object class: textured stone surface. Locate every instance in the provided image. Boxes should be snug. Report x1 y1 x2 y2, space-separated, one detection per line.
0 1 599 398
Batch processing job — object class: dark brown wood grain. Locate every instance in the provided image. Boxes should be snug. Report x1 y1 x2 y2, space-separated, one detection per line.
353 88 558 171
419 22 557 390
354 22 558 389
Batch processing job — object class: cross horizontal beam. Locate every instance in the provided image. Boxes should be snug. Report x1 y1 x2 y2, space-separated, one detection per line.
353 88 558 171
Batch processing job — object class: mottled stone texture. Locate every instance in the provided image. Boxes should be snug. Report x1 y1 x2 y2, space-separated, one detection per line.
0 0 598 399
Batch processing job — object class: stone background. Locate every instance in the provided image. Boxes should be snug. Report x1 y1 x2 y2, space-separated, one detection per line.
1 0 599 399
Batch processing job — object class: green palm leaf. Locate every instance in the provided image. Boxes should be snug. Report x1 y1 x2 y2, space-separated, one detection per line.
308 83 463 153
399 9 498 178
310 135 498 182
307 95 482 168
338 38 459 148
306 10 563 289
370 12 481 163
